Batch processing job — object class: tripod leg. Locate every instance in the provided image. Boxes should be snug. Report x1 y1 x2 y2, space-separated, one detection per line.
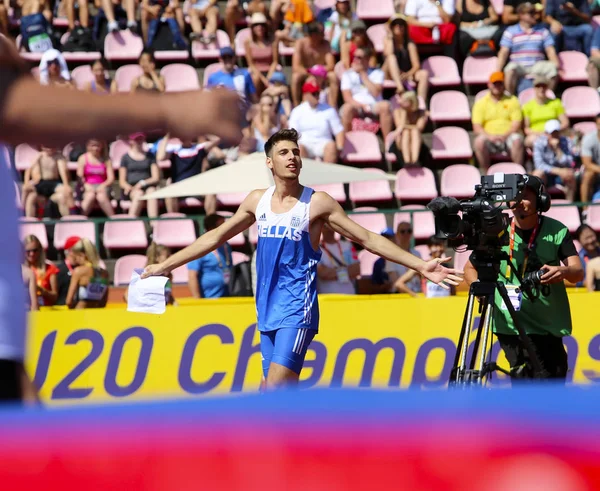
468 296 490 371
454 292 476 380
477 294 495 376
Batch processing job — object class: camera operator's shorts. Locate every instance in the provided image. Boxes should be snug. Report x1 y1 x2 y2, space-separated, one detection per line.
485 133 523 155
260 327 316 377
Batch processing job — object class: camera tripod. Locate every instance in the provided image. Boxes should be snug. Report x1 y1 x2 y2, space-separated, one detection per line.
449 250 547 386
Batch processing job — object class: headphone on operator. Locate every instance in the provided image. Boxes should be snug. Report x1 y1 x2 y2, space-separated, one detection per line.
524 175 551 213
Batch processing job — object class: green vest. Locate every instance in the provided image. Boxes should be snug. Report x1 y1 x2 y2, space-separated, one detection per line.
493 216 572 337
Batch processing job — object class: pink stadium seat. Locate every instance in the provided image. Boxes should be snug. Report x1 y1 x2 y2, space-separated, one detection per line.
203 62 224 87
462 56 498 86
394 167 438 201
60 33 101 62
15 144 39 172
172 265 188 284
393 205 436 240
562 86 600 119
366 24 386 53
192 30 231 59
103 214 148 250
422 56 461 87
216 211 245 247
453 250 472 272
54 216 96 249
314 0 336 10
342 131 382 164
114 64 143 92
574 121 597 136
441 164 482 198
429 91 471 123
558 51 589 83
154 50 189 62
349 168 393 203
487 162 526 175
356 0 394 20
349 206 387 233
161 64 200 92
312 183 347 203
545 200 581 233
358 249 379 277
104 30 144 61
278 42 295 57
475 89 489 102
518 87 556 106
586 202 600 232
153 214 197 248
217 192 249 207
232 251 250 265
19 218 48 249
574 239 582 253
490 0 503 14
70 65 95 90
109 139 130 169
431 127 473 160
113 254 147 286
234 28 251 57
414 243 431 260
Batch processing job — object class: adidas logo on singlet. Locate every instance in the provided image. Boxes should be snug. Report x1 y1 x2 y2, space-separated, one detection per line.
258 213 267 221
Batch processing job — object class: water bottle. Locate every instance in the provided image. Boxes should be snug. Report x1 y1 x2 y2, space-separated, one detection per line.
432 26 440 43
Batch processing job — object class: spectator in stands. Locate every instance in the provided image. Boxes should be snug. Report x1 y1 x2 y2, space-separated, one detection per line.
523 75 569 147
396 236 454 298
102 0 137 33
77 138 115 217
39 50 73 89
157 132 220 214
291 21 336 106
497 2 560 94
23 146 74 218
317 223 359 294
146 242 175 304
24 234 59 307
277 0 315 46
545 0 592 55
288 80 344 163
22 264 38 312
393 91 428 167
224 0 267 44
404 0 457 54
472 71 524 172
340 47 394 143
244 13 280 96
55 236 81 306
502 0 543 25
262 71 292 126
324 0 356 53
340 20 377 69
19 0 54 53
585 256 600 290
383 15 429 102
532 119 577 200
119 132 160 218
187 214 232 298
188 0 219 44
371 225 422 293
456 0 501 60
131 51 166 93
575 224 600 288
580 113 600 203
251 94 280 152
66 238 109 309
65 0 89 32
304 64 338 110
85 59 117 94
587 30 600 91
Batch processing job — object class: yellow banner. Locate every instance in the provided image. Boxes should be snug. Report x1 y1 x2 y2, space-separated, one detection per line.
25 292 600 406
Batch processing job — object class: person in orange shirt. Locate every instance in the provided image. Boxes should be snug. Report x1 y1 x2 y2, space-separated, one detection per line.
23 235 59 307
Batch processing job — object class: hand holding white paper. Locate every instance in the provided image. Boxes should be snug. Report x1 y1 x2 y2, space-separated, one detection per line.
127 268 169 314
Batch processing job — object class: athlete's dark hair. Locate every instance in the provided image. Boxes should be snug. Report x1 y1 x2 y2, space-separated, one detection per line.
204 213 224 232
264 128 299 157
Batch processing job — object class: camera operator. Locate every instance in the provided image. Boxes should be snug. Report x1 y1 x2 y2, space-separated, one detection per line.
463 175 583 381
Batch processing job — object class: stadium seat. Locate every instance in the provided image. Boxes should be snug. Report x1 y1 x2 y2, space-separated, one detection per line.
152 214 197 248
462 56 498 86
349 206 387 233
545 200 581 233
54 216 96 250
358 249 379 277
278 42 295 57
394 167 438 201
234 28 251 57
349 168 393 204
19 218 48 249
431 127 473 160
314 0 336 10
232 251 250 265
60 33 101 63
453 249 471 272
422 56 461 87
71 65 95 90
490 0 503 14
15 144 39 172
586 203 600 232
393 205 436 240
103 214 148 250
203 62 224 87
104 30 144 61
474 89 489 102
487 162 526 175
109 139 130 169
574 121 597 136
154 49 189 62
518 87 556 106
192 30 231 60
172 265 188 284
384 129 399 164
114 64 144 92
217 192 249 208
414 243 431 260
312 183 347 203
356 0 394 19
113 254 147 286
366 24 386 53
216 211 245 247
562 86 600 119
160 64 200 92
429 91 471 123
342 131 382 164
558 51 589 83
441 164 482 198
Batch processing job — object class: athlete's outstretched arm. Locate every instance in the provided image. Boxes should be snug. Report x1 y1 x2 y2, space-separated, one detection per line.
142 190 263 278
313 192 463 288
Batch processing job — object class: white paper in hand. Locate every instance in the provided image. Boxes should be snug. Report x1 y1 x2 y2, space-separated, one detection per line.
127 268 169 314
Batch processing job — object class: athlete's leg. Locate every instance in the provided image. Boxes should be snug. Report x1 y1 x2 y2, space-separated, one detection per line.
260 331 276 392
266 328 316 390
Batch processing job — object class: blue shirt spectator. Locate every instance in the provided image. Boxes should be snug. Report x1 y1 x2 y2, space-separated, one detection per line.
207 47 257 106
545 0 593 55
501 23 554 68
576 225 600 287
187 245 232 298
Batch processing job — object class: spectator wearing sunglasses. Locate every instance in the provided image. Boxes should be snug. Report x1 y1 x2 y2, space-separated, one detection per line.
23 234 59 307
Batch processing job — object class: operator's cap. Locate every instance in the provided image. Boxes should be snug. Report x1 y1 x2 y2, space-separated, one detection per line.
523 174 544 194
381 227 395 237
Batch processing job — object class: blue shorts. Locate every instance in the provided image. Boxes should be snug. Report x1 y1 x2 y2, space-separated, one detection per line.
260 328 316 378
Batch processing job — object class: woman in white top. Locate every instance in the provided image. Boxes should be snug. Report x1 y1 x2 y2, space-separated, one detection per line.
317 224 359 294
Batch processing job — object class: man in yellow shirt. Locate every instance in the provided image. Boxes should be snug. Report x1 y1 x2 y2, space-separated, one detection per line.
472 71 524 172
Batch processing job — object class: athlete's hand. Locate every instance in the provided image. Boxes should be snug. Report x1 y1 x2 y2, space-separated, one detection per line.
419 257 464 290
141 262 170 279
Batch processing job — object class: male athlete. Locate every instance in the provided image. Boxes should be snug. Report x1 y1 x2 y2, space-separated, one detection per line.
144 129 463 389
